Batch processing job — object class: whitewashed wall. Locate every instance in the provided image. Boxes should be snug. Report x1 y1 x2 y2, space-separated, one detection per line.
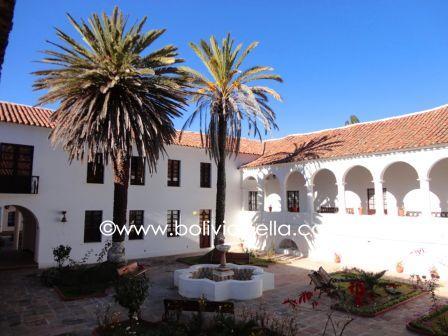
241 145 448 279
0 122 258 267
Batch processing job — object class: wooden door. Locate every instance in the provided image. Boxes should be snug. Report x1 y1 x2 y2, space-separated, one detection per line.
199 209 211 248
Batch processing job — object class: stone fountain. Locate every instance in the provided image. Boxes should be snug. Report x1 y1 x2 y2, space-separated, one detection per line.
212 244 234 281
173 243 275 301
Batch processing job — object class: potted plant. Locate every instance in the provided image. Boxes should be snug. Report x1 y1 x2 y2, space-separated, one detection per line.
268 205 273 212
334 253 341 264
398 207 405 216
396 261 404 273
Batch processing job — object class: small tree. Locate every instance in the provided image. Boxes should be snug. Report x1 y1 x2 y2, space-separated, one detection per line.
114 274 149 325
345 115 360 125
52 245 71 269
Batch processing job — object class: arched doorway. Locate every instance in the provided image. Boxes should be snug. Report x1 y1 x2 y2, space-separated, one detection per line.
313 169 338 213
264 174 281 212
0 205 38 269
285 171 307 212
382 162 420 216
242 176 260 211
344 165 374 215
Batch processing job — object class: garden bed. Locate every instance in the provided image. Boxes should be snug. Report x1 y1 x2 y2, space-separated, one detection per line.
330 271 425 317
407 305 448 335
93 316 292 336
93 319 156 336
42 261 117 301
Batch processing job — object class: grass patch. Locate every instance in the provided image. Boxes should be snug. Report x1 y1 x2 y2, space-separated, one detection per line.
331 271 424 317
407 305 448 335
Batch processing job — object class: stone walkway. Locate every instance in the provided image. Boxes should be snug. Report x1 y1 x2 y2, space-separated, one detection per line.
0 256 446 336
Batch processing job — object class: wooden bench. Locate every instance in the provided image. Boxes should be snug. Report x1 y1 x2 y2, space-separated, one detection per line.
309 267 340 298
406 211 421 217
318 207 339 214
117 262 150 277
163 299 234 320
432 212 448 218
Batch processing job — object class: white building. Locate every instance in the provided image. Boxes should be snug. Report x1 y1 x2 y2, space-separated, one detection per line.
1 101 447 278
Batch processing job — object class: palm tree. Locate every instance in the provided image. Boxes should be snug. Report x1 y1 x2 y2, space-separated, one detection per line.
182 34 282 244
345 115 360 125
0 0 16 79
34 7 187 263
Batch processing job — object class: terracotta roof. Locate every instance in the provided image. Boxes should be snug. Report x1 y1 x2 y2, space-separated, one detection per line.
243 104 448 168
174 131 263 155
0 101 54 128
0 101 263 155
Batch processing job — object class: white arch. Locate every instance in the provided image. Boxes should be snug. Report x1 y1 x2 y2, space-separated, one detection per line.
263 173 281 212
342 165 374 184
380 160 419 181
427 157 448 179
311 167 337 185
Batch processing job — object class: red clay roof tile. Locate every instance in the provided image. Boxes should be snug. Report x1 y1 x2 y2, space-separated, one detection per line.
0 101 264 155
243 104 448 167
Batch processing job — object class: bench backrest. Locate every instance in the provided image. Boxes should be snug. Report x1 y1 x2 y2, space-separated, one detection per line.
164 299 234 314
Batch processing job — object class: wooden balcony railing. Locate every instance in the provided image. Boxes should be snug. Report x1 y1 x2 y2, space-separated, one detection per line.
0 175 39 194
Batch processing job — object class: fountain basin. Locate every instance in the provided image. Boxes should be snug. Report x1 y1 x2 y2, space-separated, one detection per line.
173 263 274 301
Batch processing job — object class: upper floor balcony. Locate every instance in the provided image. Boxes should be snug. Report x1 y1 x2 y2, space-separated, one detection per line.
0 143 38 194
0 175 39 194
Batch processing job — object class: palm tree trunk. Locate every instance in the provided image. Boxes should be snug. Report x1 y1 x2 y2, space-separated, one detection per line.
214 115 227 245
107 151 129 264
0 0 15 79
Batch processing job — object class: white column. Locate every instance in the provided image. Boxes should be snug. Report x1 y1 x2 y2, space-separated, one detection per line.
306 183 314 214
336 181 346 214
279 182 286 213
0 207 8 233
13 210 21 251
419 177 432 217
374 179 385 216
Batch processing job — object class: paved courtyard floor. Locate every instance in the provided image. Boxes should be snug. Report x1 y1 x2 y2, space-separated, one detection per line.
1 256 447 336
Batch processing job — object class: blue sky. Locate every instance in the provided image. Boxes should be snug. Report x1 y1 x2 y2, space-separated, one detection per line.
1 0 448 138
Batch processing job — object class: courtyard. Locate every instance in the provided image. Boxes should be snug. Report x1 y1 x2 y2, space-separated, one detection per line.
1 254 446 336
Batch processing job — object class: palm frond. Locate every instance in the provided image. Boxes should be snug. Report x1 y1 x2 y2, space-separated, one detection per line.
33 6 187 172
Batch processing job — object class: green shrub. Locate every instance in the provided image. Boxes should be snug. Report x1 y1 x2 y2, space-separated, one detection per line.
114 274 149 321
53 245 72 269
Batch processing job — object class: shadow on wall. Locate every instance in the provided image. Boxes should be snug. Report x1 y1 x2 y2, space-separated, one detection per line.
250 210 323 259
313 169 337 210
383 162 419 211
429 158 448 212
257 135 343 166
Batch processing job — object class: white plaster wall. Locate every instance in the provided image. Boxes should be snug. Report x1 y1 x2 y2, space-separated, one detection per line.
0 122 258 267
241 145 448 278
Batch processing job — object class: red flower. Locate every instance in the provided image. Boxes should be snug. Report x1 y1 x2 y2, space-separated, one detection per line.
283 298 298 308
348 281 366 307
298 291 313 304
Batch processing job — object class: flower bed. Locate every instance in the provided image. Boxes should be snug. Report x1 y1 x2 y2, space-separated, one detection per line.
407 305 448 335
330 271 425 317
42 261 117 301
